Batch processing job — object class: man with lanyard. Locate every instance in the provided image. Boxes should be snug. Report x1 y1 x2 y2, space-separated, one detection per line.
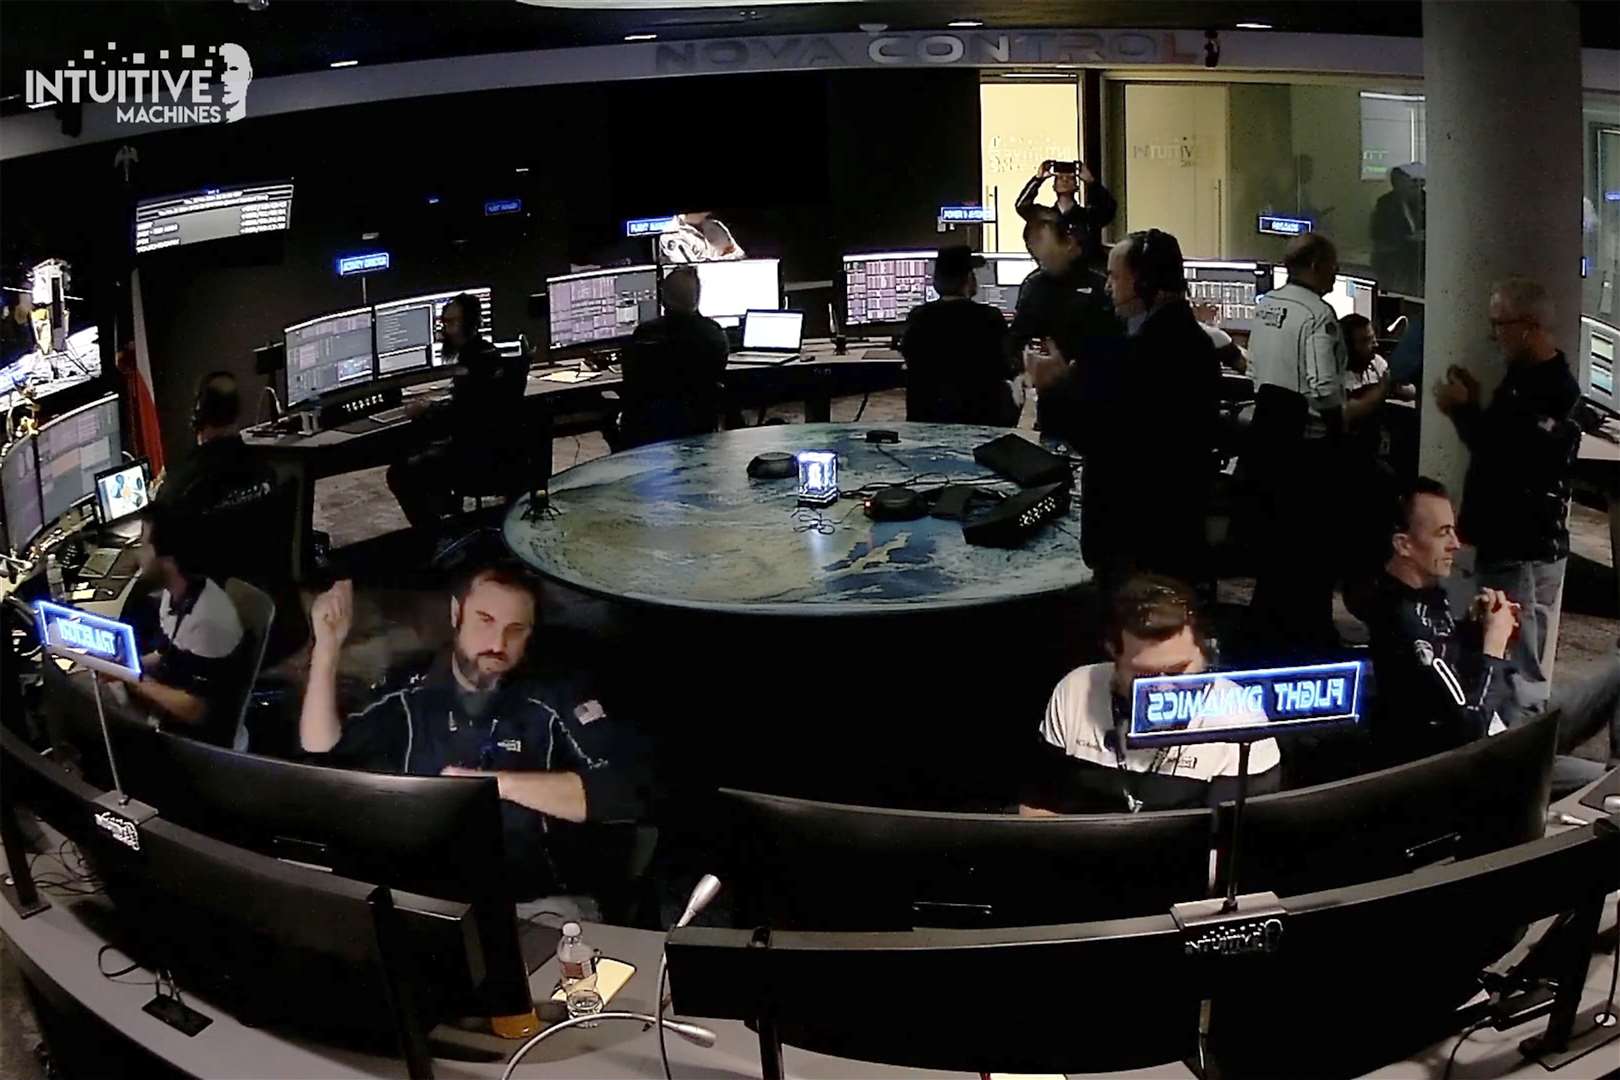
1022 575 1282 814
298 562 650 901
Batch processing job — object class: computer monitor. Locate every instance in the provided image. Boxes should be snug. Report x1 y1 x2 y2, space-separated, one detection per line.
546 265 659 352
1184 260 1272 333
1325 274 1377 320
843 251 936 328
664 258 782 328
375 287 494 366
132 181 294 254
371 299 434 377
721 788 1213 930
93 458 149 525
741 309 804 351
1215 709 1556 899
36 394 121 525
284 307 375 407
973 254 1037 318
1581 316 1617 406
104 726 537 1023
1 434 43 555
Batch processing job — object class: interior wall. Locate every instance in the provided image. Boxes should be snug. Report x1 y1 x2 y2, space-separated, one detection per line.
1224 84 1296 265
1 69 980 467
1121 82 1229 258
1289 84 1387 266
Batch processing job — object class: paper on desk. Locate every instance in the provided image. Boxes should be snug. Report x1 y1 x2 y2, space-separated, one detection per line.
540 369 601 384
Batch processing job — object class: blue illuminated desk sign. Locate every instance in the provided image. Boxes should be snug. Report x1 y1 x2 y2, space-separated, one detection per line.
625 215 674 237
485 198 523 217
335 251 391 277
34 600 142 682
1128 660 1363 749
938 205 994 225
1257 214 1314 237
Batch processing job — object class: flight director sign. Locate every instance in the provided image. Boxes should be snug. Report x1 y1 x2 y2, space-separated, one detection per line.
34 600 143 682
1128 661 1364 749
336 251 390 277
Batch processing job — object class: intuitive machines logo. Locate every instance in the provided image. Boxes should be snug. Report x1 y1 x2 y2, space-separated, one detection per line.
26 41 253 124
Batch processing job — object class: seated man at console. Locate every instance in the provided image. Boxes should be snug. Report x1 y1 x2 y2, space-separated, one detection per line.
1023 575 1282 814
386 293 526 531
900 245 1016 426
156 371 274 516
612 265 729 450
1362 476 1618 797
97 503 247 745
298 562 651 900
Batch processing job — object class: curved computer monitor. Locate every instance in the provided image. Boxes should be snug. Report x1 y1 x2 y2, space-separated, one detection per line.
841 250 936 332
1 433 44 555
36 393 121 525
661 258 782 329
1184 260 1272 333
374 286 493 368
283 307 374 407
546 265 659 355
721 788 1213 930
1215 709 1556 899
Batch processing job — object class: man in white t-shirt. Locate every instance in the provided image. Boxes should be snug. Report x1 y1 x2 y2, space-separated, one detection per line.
97 503 246 746
1025 575 1281 814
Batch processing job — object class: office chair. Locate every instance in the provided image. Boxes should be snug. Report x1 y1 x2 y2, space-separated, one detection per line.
222 578 274 753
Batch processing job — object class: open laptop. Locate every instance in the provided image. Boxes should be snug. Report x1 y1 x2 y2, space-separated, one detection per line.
730 310 804 365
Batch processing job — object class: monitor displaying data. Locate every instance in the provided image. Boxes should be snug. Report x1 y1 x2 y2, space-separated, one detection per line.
1184 261 1271 332
372 300 434 376
376 287 494 365
1584 318 1617 404
285 308 375 406
95 460 150 524
1325 275 1377 321
548 267 659 351
37 395 120 525
974 254 1037 318
133 182 294 254
844 252 936 327
1 435 43 554
664 258 782 329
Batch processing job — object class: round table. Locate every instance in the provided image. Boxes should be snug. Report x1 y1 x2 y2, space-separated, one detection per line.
503 423 1090 616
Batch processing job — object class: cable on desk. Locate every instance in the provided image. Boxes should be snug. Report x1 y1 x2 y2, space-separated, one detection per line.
1442 1019 1491 1080
851 392 870 422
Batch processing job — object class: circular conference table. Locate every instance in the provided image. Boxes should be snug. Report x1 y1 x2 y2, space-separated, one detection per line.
503 422 1090 616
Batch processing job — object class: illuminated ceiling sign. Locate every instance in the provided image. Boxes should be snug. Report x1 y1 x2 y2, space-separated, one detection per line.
1127 661 1364 749
939 205 993 224
625 215 673 237
485 198 523 216
335 250 390 276
1257 215 1313 237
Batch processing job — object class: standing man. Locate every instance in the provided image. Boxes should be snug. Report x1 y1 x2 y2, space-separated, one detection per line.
1008 210 1122 412
1025 230 1219 589
1015 159 1118 251
1433 277 1581 708
1370 164 1425 297
386 293 527 531
298 563 650 900
613 266 730 449
1243 233 1349 657
900 246 1015 426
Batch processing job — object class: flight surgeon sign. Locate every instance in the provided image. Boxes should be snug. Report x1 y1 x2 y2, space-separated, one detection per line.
1127 661 1364 749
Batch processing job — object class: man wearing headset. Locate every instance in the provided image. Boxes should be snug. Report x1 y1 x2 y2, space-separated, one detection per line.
1024 229 1221 589
157 371 273 516
1023 575 1282 814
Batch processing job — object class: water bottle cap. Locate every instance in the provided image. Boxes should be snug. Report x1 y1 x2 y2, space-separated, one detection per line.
562 921 581 937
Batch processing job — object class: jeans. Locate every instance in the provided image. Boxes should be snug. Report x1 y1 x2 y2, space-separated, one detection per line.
1502 651 1620 800
1476 557 1566 711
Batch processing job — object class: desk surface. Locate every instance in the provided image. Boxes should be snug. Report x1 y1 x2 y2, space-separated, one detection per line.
502 422 1090 616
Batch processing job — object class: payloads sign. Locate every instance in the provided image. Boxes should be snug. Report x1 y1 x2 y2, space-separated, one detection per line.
654 31 1195 75
26 41 253 125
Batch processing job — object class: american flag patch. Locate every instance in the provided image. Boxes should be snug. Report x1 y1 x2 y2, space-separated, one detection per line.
574 700 606 725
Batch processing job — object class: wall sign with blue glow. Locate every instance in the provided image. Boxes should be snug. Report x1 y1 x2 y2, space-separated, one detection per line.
1257 215 1314 237
625 215 674 237
938 205 994 224
485 198 523 216
335 251 391 277
1127 661 1364 749
34 600 143 681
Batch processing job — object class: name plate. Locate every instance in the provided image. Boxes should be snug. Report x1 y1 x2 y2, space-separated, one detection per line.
35 600 142 681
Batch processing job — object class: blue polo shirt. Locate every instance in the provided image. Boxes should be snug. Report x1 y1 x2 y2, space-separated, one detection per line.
322 657 649 899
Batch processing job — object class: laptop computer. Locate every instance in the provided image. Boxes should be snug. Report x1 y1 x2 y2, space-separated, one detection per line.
730 310 804 365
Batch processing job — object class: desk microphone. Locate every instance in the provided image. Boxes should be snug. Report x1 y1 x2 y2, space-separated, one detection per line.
499 1011 716 1080
659 874 723 1080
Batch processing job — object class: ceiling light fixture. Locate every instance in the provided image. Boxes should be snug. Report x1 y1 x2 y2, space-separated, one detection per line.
514 166 531 173
329 59 359 68
948 19 983 28
1234 21 1272 30
624 33 658 42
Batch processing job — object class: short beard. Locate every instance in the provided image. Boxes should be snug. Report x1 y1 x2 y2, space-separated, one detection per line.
452 642 505 692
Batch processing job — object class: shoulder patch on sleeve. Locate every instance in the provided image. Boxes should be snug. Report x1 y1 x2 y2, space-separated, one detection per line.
1413 639 1435 667
574 699 606 725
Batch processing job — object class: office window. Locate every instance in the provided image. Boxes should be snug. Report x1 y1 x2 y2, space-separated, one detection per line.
1360 92 1427 182
980 80 1080 253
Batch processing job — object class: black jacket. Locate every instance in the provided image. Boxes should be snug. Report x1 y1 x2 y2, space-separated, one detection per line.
1362 571 1515 766
1009 261 1120 370
1453 353 1580 564
1014 175 1118 234
901 298 1015 426
1039 300 1219 576
156 433 274 517
619 311 730 447
443 337 529 465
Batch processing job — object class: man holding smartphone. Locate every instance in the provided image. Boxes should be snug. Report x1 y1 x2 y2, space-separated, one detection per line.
1015 160 1117 239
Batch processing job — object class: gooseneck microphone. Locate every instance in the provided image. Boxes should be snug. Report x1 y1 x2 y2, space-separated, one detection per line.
498 1012 716 1080
660 874 723 1080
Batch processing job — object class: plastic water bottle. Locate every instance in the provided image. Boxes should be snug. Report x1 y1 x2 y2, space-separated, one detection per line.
556 922 601 1026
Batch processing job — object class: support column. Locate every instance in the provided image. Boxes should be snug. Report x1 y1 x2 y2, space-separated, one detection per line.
1420 0 1584 492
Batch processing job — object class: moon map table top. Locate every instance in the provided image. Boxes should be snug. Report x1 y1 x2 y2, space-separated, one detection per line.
503 422 1091 616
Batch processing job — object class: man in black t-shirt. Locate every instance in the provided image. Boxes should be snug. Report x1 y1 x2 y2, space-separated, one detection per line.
900 246 1016 426
157 371 274 518
613 266 730 449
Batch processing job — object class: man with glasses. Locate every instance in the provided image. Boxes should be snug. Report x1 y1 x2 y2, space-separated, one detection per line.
297 561 650 901
1434 277 1581 709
